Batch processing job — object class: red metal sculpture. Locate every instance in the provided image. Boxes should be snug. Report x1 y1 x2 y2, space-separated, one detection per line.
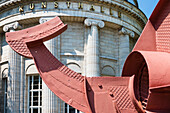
5 0 170 112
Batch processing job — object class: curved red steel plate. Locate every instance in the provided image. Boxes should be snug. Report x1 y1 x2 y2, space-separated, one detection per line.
122 1 170 111
6 0 170 111
122 51 170 112
27 41 92 113
85 76 137 113
27 41 138 113
28 40 139 112
129 75 145 113
5 16 67 58
133 0 170 53
5 16 140 113
133 20 156 51
123 51 170 90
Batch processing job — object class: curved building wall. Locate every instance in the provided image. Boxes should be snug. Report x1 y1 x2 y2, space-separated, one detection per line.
0 0 147 113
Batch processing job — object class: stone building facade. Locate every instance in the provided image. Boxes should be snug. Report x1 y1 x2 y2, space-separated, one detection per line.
0 0 147 113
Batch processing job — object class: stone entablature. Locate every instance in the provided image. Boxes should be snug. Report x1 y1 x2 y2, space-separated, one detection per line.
0 1 146 35
0 0 146 24
0 0 21 7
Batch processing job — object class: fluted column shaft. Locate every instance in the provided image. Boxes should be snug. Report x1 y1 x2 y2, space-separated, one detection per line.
85 19 104 77
39 17 64 113
119 27 135 76
20 56 25 113
3 22 21 113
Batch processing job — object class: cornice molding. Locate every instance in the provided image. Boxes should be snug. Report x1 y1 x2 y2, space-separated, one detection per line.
0 11 142 35
0 0 21 8
0 0 147 27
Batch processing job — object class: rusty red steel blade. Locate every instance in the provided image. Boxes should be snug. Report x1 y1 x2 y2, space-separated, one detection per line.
27 41 92 113
133 0 170 53
6 16 67 58
26 41 138 113
123 51 170 112
5 0 170 112
122 0 170 112
5 16 140 113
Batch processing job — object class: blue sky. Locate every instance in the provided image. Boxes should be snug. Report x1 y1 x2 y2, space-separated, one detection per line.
129 0 159 18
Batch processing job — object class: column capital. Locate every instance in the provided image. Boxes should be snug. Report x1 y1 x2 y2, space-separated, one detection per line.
84 18 105 28
39 16 55 24
119 27 135 38
3 22 21 32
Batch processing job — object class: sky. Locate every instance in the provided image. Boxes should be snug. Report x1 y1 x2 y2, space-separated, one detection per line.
129 0 159 18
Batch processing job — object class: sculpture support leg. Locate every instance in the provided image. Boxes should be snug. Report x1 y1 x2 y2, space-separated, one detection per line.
40 17 65 113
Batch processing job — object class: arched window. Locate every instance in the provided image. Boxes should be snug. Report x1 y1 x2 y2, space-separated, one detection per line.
26 64 39 75
26 64 42 113
101 66 116 76
66 63 81 74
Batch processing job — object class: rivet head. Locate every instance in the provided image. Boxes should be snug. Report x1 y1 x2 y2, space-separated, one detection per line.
98 84 103 89
109 92 114 97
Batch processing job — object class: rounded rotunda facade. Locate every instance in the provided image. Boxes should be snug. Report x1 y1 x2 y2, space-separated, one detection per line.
0 0 147 113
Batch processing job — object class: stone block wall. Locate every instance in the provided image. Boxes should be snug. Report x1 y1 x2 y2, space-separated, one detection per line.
100 27 119 58
100 27 119 76
60 22 85 74
61 22 84 54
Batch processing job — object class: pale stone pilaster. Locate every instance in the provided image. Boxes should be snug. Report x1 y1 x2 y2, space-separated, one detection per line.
39 17 64 113
20 56 25 113
84 19 104 77
3 22 22 113
0 34 3 113
119 27 135 76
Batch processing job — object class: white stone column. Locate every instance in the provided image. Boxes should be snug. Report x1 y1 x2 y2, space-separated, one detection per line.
119 27 135 76
3 22 22 113
20 56 25 113
39 17 64 113
84 19 104 77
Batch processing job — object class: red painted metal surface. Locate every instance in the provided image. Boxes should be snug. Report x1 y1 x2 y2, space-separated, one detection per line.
6 17 138 113
6 16 67 58
27 41 137 113
122 0 170 112
5 0 170 112
123 51 170 112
